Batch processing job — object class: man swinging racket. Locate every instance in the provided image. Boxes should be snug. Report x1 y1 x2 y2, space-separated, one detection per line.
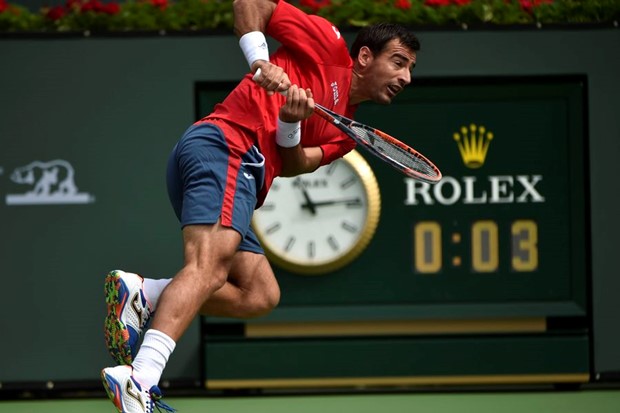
101 1 420 411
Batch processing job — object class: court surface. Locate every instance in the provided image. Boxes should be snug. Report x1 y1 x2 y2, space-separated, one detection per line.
2 390 620 413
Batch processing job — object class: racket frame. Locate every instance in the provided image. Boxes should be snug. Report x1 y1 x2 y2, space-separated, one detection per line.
312 103 442 184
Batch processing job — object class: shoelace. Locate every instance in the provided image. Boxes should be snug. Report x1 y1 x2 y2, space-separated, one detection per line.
139 290 154 329
147 386 176 413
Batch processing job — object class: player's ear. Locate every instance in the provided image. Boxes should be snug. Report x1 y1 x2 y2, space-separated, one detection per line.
356 46 373 69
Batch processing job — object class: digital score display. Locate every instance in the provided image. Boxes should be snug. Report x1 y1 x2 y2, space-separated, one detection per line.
413 219 538 273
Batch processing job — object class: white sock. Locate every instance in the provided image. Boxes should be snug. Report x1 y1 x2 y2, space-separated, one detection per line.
132 329 176 389
143 278 171 311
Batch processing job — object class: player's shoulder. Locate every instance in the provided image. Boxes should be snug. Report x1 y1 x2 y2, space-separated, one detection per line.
308 13 345 44
274 1 345 44
268 1 349 64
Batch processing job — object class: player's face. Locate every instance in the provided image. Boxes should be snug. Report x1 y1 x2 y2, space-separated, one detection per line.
365 39 416 104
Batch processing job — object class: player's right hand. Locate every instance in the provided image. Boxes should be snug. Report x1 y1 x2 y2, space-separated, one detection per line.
252 62 291 96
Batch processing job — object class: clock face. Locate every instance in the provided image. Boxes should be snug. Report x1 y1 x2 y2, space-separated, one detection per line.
252 150 381 275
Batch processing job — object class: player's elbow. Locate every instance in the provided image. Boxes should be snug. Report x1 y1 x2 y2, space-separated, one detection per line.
279 161 309 178
233 0 278 36
233 0 278 14
278 146 323 177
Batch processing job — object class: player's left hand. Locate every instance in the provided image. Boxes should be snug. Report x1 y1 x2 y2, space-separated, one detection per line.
252 62 291 96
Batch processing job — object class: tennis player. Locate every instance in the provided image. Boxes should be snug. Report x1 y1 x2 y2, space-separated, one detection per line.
101 0 419 411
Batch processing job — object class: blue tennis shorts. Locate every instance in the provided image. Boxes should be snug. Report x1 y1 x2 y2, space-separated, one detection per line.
166 122 265 254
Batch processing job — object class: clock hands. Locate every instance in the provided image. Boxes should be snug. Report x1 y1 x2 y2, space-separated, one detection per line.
301 198 363 210
295 177 317 215
296 178 362 214
301 188 317 215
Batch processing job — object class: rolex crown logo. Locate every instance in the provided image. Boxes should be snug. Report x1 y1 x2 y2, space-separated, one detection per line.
453 123 494 169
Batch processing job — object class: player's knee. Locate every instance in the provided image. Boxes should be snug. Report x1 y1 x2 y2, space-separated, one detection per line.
210 272 229 292
245 286 280 317
181 264 229 294
264 285 281 312
209 262 231 288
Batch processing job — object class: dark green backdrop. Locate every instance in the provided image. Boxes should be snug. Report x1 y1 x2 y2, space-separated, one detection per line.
0 29 618 386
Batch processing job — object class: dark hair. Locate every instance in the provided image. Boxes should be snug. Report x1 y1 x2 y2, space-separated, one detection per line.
350 23 420 59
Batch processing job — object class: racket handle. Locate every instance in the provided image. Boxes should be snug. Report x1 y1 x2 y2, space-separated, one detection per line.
252 68 287 96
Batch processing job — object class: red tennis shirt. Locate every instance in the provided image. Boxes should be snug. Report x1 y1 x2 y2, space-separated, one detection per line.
198 0 358 207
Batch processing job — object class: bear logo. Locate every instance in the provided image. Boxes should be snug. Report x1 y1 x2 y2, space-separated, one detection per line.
6 160 95 205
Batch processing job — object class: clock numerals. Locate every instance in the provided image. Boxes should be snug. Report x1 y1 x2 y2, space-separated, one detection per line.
340 176 357 190
265 222 281 235
284 236 296 252
327 235 339 251
341 221 358 233
326 162 338 176
308 241 316 259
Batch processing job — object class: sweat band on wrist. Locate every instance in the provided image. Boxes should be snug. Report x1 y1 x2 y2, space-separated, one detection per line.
276 119 301 148
239 31 269 68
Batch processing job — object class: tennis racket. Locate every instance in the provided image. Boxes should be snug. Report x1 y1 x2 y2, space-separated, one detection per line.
253 69 442 184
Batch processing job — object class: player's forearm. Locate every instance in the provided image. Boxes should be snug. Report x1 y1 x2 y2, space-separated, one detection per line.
233 0 278 37
279 146 323 177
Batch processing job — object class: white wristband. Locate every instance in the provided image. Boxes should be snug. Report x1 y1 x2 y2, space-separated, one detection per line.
239 31 269 68
276 119 301 148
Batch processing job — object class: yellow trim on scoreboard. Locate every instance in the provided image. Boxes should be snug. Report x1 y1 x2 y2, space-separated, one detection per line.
206 373 589 390
244 318 546 338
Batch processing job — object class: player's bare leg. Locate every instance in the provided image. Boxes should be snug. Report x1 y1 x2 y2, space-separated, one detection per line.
151 222 242 340
118 222 240 396
199 250 280 318
103 245 279 369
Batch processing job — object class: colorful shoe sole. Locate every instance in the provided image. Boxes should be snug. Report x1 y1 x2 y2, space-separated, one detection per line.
101 369 124 413
104 270 133 365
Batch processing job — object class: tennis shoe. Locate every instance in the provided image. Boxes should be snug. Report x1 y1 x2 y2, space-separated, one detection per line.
101 365 175 413
104 270 152 365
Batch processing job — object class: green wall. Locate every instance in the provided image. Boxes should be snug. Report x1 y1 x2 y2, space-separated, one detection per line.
0 28 618 385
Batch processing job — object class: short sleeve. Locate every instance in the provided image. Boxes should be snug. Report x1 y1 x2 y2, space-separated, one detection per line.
319 136 357 166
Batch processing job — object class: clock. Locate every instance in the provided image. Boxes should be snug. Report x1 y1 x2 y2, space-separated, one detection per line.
252 149 381 275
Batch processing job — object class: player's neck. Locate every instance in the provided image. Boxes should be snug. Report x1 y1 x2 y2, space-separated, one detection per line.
348 69 369 106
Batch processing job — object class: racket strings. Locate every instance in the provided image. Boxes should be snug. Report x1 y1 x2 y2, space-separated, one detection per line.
351 125 438 176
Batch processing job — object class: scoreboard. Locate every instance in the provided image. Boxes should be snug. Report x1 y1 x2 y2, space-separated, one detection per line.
392 78 584 305
197 76 590 389
351 77 588 308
